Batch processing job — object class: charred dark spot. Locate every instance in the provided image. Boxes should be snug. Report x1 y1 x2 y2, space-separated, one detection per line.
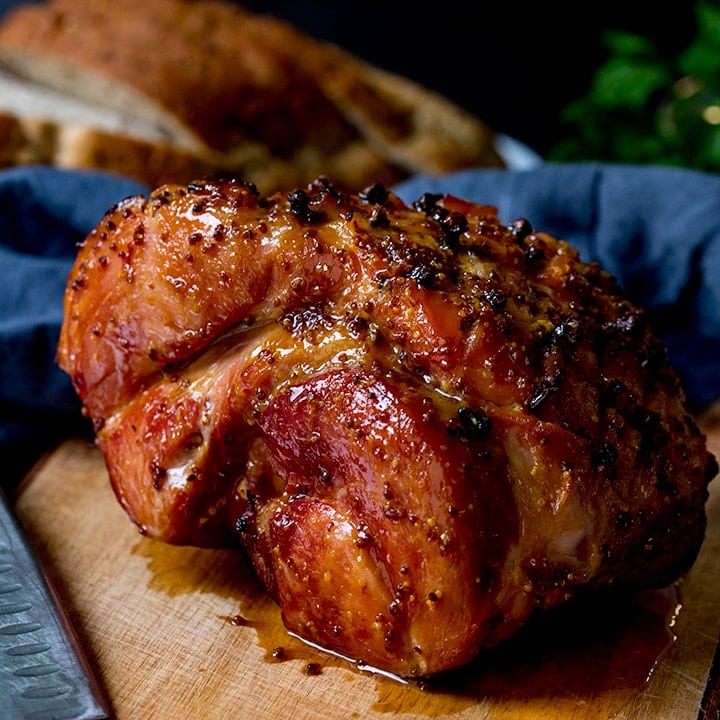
456 406 492 439
538 319 581 353
482 288 507 311
524 241 546 263
527 374 563 412
359 182 389 205
384 506 404 521
412 192 443 214
70 275 87 290
415 200 468 248
288 189 324 223
508 218 533 242
368 206 390 228
426 205 449 226
552 319 580 344
440 211 469 248
347 314 369 338
150 462 167 490
354 529 371 548
406 263 437 288
376 232 453 290
213 224 226 242
133 224 145 245
234 515 252 533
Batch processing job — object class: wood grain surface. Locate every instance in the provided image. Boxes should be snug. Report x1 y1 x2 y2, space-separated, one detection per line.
12 411 720 720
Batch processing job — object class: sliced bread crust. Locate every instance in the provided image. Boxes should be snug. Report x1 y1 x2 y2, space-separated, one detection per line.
0 0 503 192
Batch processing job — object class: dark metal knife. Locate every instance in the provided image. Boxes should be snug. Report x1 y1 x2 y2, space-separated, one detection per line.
0 487 111 720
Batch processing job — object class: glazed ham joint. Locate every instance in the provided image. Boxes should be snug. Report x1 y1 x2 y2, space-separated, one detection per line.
57 176 717 678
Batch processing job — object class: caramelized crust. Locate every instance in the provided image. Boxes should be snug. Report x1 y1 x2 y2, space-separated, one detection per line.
58 177 717 677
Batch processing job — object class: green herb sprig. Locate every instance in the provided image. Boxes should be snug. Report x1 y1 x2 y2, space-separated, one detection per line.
549 2 720 171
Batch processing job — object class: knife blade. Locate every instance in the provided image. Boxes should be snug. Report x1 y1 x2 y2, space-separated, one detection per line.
0 487 111 720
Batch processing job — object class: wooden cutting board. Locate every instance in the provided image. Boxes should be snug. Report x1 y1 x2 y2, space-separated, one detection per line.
13 410 720 720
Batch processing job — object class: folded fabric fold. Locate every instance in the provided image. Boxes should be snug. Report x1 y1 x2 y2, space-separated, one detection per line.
1 163 718 492
0 167 147 490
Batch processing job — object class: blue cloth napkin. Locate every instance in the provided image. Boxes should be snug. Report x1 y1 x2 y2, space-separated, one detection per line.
1 163 719 491
0 167 147 489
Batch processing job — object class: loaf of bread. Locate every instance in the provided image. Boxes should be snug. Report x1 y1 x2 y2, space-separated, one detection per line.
0 0 504 192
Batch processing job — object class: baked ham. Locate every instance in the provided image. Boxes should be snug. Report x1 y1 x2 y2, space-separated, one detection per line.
57 177 717 678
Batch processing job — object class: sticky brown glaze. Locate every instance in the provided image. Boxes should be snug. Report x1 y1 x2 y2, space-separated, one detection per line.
57 177 717 678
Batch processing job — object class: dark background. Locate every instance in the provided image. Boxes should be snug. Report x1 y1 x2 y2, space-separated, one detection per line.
239 1 698 157
0 0 699 158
